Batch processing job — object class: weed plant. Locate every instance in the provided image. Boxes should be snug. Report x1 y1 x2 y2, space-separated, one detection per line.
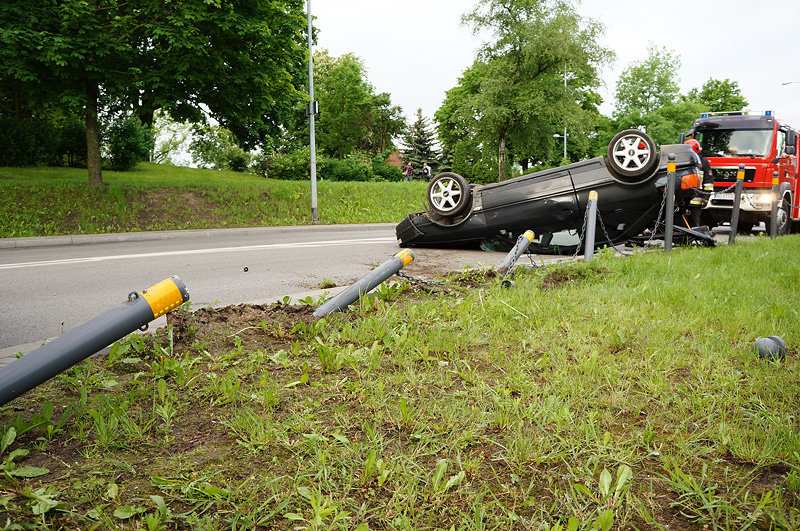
0 163 427 237
0 237 798 528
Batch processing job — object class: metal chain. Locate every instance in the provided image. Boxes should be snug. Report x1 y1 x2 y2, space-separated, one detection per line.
643 186 669 248
395 270 447 287
571 205 591 259
596 212 632 256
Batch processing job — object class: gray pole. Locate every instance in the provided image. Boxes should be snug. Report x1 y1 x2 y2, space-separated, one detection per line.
497 230 535 276
307 0 319 223
0 276 189 406
563 65 567 160
664 154 676 253
584 191 598 261
313 250 414 316
770 170 779 239
729 163 745 244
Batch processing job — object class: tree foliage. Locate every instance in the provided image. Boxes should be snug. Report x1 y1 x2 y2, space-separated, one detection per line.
437 0 612 182
614 45 680 117
687 78 749 113
0 0 308 183
612 44 750 147
312 51 404 159
402 109 438 173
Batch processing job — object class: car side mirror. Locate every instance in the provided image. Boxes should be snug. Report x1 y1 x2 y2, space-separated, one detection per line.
787 146 796 155
772 158 780 164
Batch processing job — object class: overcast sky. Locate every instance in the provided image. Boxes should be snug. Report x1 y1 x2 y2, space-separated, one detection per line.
313 0 800 134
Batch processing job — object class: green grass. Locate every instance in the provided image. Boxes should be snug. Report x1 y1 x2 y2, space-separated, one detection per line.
0 237 799 528
0 163 428 237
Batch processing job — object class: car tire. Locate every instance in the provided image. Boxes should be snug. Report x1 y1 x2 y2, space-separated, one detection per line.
427 172 471 217
606 129 658 181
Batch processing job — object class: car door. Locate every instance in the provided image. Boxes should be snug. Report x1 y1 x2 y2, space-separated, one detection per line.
478 165 581 234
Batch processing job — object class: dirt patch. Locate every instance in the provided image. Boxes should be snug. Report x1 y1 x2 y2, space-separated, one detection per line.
540 265 610 290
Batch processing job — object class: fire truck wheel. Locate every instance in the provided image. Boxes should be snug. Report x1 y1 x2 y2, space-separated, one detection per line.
606 129 658 181
777 196 791 235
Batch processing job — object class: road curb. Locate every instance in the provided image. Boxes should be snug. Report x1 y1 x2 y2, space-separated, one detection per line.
0 223 398 250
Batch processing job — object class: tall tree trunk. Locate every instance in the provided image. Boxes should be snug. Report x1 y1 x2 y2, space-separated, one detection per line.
498 133 507 182
85 80 104 187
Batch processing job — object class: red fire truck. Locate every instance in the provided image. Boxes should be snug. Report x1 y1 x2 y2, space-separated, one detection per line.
684 111 799 233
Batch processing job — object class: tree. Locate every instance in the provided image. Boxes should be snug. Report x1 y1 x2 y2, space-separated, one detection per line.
0 0 308 185
312 51 404 159
614 45 681 117
402 109 438 172
687 78 749 112
440 0 612 182
189 125 251 172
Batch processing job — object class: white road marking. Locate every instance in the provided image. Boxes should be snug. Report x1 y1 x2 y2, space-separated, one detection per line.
0 237 398 270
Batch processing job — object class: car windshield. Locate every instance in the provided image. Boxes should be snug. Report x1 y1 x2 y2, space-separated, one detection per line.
697 129 773 158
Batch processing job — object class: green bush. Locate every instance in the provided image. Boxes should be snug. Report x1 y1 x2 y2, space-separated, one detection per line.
255 148 405 181
255 147 311 180
105 115 155 171
325 152 372 181
55 116 87 167
0 118 59 166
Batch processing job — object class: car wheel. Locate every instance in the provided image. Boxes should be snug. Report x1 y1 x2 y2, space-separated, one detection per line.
606 129 658 180
777 196 791 235
427 172 471 217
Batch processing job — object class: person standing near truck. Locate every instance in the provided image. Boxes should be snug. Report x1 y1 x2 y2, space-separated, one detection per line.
685 138 713 227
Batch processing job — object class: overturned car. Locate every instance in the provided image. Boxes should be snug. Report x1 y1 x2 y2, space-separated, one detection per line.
397 129 706 251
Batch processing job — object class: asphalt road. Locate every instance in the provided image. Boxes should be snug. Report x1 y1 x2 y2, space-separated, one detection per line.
0 224 527 354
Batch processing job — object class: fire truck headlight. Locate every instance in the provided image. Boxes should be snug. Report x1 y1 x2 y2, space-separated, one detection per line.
750 193 774 208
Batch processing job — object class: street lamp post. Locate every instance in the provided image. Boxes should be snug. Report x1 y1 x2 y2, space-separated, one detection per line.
553 132 568 160
307 0 319 223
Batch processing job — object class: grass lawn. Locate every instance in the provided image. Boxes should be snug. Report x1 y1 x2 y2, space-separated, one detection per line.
0 163 428 238
0 237 798 528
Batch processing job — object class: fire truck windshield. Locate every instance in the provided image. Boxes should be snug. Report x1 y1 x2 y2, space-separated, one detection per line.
697 129 773 158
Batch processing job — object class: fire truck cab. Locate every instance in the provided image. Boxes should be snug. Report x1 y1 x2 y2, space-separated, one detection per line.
685 111 799 233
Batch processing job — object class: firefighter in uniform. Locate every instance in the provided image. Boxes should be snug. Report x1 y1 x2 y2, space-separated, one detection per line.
685 138 713 227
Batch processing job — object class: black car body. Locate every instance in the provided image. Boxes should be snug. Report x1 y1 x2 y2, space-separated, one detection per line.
397 132 702 250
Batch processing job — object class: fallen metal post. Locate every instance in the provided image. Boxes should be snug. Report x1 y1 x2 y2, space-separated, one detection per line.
313 250 414 317
584 191 598 261
0 276 189 406
729 163 745 244
664 154 676 253
497 230 534 276
770 171 779 239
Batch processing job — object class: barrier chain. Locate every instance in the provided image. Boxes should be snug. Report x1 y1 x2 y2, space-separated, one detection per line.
395 270 447 287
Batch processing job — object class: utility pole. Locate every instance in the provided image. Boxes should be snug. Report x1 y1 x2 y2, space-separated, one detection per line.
307 0 319 223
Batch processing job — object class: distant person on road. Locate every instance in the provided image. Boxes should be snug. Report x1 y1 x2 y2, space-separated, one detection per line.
685 138 713 227
421 163 431 182
403 162 414 182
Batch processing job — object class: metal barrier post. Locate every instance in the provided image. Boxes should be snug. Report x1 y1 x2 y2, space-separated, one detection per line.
584 191 598 261
729 163 745 244
497 230 535 276
664 154 676 253
313 250 414 317
0 276 190 406
770 170 779 239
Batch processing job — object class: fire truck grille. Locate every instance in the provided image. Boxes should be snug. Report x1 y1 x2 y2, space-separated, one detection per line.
713 167 756 183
